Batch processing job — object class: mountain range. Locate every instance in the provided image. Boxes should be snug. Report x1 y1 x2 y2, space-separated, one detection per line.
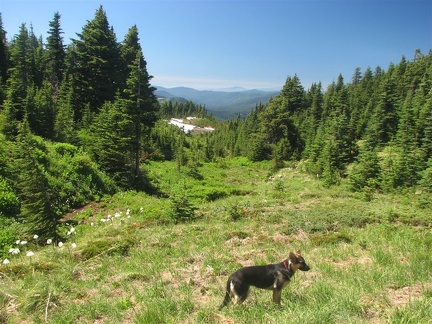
155 86 279 119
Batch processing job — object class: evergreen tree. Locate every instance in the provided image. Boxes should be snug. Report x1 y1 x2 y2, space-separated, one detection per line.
280 74 305 114
54 78 77 143
27 80 56 138
366 76 399 146
14 118 60 239
86 101 133 188
120 25 141 89
72 5 122 118
348 146 381 191
45 11 65 92
120 26 158 179
2 24 30 137
0 13 9 105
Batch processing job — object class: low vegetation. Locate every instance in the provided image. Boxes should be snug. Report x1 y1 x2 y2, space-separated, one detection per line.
1 160 431 323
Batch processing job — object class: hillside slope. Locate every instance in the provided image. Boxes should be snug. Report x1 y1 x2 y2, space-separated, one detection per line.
1 160 431 323
156 86 279 119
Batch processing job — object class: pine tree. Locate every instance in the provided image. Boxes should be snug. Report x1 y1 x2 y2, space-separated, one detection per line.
2 25 30 137
120 26 158 180
280 74 305 114
45 11 65 92
0 13 9 105
348 146 381 191
72 5 122 117
86 101 133 188
14 118 60 239
54 78 77 143
366 76 399 146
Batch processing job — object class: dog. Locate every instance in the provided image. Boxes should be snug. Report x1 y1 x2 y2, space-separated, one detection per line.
219 250 310 310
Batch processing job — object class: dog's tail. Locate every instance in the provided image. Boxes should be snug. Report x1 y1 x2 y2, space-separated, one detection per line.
218 280 231 310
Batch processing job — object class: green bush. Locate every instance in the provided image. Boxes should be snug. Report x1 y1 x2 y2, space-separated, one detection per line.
169 195 197 223
52 143 79 156
0 177 19 217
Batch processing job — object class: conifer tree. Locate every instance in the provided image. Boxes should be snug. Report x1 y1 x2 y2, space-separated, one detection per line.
0 14 9 105
86 101 133 188
72 5 122 117
54 78 77 143
280 74 305 114
2 24 29 137
45 11 65 92
366 77 399 146
14 117 60 239
120 26 157 179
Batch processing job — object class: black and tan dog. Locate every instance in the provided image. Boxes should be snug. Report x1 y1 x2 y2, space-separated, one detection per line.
219 250 310 310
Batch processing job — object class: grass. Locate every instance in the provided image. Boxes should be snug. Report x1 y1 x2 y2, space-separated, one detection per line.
1 159 431 323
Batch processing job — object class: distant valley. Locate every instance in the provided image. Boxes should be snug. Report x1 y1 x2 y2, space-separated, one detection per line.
155 86 279 119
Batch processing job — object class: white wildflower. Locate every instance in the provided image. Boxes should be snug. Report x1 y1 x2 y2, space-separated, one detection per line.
91 222 94 226
71 243 77 249
46 239 52 245
26 251 34 257
126 209 130 216
114 212 120 218
69 227 75 234
20 240 27 245
101 218 107 223
15 240 20 245
33 234 39 240
140 207 143 213
58 242 64 248
10 248 20 255
2 259 10 265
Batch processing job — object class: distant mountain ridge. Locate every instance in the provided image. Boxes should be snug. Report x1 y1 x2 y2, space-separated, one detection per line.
155 86 279 119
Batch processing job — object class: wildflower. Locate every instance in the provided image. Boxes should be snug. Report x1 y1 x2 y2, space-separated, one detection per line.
101 218 107 223
15 240 20 245
91 222 95 226
69 227 75 234
26 251 34 257
58 242 64 248
10 248 20 255
33 234 39 240
20 240 28 245
140 207 144 213
107 214 112 219
46 239 52 245
126 209 130 216
2 259 10 265
71 243 77 249
114 212 120 218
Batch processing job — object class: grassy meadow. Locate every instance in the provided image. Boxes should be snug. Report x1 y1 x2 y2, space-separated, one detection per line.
1 159 431 323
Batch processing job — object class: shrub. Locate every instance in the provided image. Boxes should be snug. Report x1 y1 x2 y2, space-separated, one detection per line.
169 196 197 223
0 177 19 217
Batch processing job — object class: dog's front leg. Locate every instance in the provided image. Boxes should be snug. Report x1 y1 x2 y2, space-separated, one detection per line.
272 271 286 305
272 288 282 305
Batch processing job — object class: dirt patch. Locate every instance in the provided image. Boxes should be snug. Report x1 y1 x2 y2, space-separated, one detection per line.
63 201 104 223
334 255 374 268
388 282 432 307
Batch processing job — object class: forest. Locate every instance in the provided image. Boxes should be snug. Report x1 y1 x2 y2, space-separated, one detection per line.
0 6 431 252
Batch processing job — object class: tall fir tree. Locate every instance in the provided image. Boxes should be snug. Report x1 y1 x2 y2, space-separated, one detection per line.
2 24 30 137
45 11 65 92
0 13 9 105
72 5 122 119
14 117 60 239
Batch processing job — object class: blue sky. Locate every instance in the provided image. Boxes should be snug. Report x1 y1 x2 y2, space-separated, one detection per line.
1 0 431 90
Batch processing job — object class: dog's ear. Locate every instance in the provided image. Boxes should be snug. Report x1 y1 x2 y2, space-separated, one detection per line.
296 250 301 256
289 251 297 261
